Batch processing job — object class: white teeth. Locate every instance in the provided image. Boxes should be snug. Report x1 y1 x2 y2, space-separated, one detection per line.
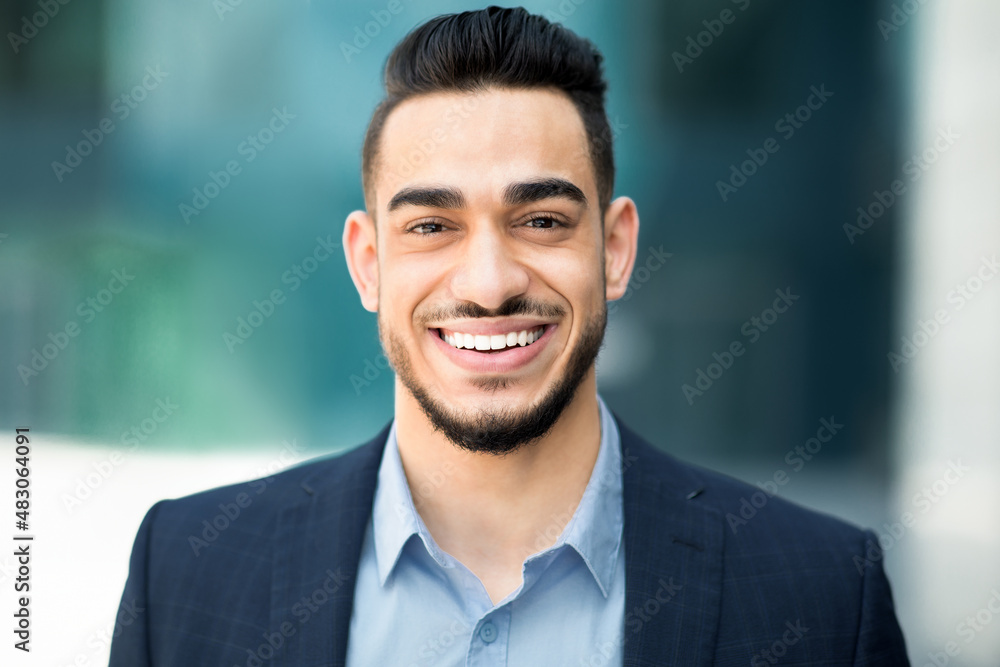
441 326 545 351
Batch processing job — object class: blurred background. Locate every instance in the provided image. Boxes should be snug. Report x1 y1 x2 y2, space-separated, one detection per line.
1 0 998 664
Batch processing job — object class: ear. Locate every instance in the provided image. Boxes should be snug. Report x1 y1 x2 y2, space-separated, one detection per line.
603 196 640 302
343 209 379 312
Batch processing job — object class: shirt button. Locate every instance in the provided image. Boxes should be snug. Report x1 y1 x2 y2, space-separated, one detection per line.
479 621 498 644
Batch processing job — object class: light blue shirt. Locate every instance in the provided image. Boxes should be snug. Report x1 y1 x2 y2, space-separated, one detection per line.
346 394 626 667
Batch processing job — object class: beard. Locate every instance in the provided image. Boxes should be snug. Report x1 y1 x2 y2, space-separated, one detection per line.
379 296 607 456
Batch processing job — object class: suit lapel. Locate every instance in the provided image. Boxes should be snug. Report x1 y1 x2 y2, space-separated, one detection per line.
271 422 391 667
617 415 724 667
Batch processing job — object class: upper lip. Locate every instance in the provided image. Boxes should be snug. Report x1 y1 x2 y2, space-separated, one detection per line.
431 318 554 336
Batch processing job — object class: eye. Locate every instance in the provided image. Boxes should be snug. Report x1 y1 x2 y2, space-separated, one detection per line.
522 215 564 230
406 221 448 234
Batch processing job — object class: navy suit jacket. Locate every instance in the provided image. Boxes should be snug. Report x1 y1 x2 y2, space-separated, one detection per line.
109 415 910 666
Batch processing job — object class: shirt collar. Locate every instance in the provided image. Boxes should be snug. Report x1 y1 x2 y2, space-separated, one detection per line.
370 394 624 597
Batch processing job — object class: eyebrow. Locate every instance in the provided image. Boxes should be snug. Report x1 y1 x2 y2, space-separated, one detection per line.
387 187 465 212
502 178 588 208
386 177 588 213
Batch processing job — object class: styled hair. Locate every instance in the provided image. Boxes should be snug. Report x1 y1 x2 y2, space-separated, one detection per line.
362 5 615 214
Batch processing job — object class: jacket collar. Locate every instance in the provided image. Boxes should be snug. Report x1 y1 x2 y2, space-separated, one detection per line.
615 413 724 666
270 413 724 667
271 422 390 667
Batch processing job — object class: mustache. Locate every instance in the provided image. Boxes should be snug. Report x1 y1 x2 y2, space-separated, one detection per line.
420 296 566 323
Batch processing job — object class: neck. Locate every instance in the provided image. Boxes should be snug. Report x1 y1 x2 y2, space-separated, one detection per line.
393 371 602 595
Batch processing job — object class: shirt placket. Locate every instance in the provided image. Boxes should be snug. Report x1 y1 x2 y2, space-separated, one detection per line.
466 604 510 666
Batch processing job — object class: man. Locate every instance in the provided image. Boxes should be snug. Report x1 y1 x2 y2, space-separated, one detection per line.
110 6 909 666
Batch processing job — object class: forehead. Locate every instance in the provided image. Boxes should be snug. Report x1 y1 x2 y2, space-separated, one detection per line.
375 87 594 213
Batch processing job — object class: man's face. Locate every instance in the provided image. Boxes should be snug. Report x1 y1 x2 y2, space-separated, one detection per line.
364 88 611 454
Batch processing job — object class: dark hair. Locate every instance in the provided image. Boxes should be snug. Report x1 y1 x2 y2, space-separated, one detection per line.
362 5 615 215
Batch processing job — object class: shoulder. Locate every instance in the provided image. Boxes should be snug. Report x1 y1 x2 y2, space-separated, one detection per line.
111 424 392 663
614 415 912 657
615 415 873 562
141 423 390 555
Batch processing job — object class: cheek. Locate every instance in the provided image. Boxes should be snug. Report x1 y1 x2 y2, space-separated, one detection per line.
536 248 602 294
381 253 445 322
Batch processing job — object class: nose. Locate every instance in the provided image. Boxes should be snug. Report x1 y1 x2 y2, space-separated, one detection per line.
449 223 530 311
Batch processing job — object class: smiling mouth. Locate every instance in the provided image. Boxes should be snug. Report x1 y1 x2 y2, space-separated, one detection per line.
437 325 547 353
